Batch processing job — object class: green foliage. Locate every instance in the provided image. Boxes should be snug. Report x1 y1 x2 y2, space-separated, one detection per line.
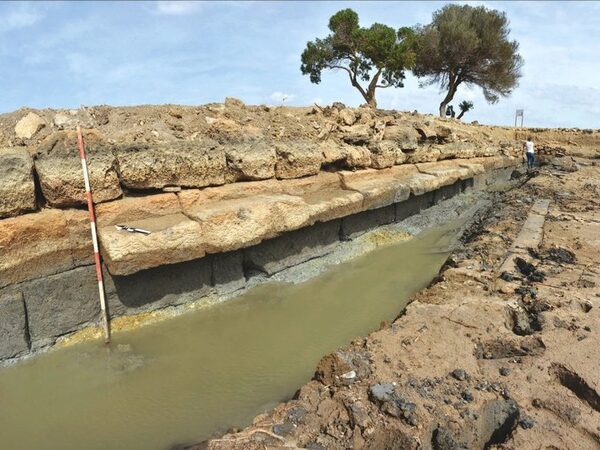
300 9 416 107
413 4 523 116
457 100 474 119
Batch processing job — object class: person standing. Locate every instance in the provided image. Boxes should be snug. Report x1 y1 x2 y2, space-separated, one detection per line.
525 136 535 169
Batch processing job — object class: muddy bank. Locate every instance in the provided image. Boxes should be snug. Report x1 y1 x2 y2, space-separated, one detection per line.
196 160 600 449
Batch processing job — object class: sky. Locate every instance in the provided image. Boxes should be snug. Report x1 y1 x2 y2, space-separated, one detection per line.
0 1 599 128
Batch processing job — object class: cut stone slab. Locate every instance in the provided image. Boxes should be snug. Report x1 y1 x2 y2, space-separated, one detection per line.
339 168 411 210
416 160 474 187
22 266 100 344
0 148 36 218
116 139 226 189
95 193 182 227
275 140 323 179
34 130 122 207
14 112 46 139
99 213 206 276
0 290 29 359
183 194 311 253
244 220 341 275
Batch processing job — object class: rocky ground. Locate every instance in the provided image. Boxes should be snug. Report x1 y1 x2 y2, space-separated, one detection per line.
193 158 600 449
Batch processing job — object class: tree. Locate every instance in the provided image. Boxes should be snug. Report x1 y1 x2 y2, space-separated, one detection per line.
457 100 474 120
413 4 523 117
300 9 416 108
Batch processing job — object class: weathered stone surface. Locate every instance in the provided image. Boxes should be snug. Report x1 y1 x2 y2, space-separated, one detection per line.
416 160 475 187
388 164 441 196
405 145 441 163
340 168 412 210
22 265 100 344
0 148 36 218
225 140 276 181
342 124 371 145
183 193 311 253
35 130 122 207
244 220 341 275
383 125 419 150
106 256 213 315
414 123 437 140
99 213 206 276
95 193 181 227
341 205 396 239
117 138 226 189
436 125 456 143
14 112 46 139
369 141 399 169
0 290 29 359
275 140 322 179
0 209 77 288
339 109 357 126
395 192 435 221
345 146 372 169
213 251 245 295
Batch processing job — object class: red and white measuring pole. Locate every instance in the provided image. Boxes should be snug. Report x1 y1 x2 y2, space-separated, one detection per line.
77 126 111 344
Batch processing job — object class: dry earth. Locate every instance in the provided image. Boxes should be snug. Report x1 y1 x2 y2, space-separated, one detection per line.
194 159 600 449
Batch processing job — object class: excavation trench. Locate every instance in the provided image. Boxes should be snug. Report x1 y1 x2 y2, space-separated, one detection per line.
0 192 487 450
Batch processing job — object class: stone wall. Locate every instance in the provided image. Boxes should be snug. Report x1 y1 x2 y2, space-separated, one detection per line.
3 102 562 362
0 158 518 362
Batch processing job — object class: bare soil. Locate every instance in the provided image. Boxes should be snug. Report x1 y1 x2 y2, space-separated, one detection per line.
193 159 600 449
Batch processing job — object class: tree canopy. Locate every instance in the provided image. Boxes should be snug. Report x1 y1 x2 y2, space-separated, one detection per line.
300 9 416 108
413 4 523 117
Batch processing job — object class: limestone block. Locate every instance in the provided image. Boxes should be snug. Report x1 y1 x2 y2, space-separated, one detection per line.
387 165 441 196
345 146 372 169
405 145 441 163
369 141 398 169
277 173 365 224
95 193 182 227
116 139 226 189
416 160 474 187
339 168 411 210
338 109 357 126
183 193 311 253
0 209 77 288
35 130 122 207
383 125 419 150
436 125 456 143
225 140 276 181
0 290 29 359
342 124 371 145
244 220 341 275
21 266 100 344
14 112 46 139
99 213 206 276
275 140 322 179
0 148 36 218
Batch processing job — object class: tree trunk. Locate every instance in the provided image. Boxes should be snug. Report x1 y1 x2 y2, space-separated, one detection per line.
439 77 458 118
365 92 377 108
457 111 465 120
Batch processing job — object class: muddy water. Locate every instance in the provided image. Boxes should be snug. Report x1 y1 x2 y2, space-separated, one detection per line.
0 225 460 450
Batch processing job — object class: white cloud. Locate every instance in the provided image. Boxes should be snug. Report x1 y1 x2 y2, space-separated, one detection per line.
269 91 296 104
154 1 203 16
0 3 42 32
